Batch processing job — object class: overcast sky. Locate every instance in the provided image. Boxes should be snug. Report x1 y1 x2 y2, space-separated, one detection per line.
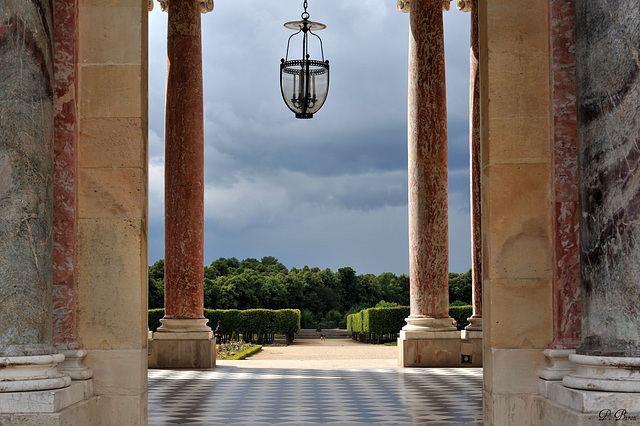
148 1 472 275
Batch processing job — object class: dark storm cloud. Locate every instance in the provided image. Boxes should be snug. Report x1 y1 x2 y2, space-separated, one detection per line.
148 2 473 274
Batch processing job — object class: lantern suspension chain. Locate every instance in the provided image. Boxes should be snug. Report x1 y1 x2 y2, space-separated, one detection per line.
302 0 309 20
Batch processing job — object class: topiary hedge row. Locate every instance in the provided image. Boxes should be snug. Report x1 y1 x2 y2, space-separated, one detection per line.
347 305 474 344
347 306 410 335
148 308 301 344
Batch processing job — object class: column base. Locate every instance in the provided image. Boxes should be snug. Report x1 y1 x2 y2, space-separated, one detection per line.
537 381 640 424
401 316 458 335
465 316 482 332
58 349 93 381
563 354 640 392
0 381 90 413
0 391 97 425
0 354 71 392
155 318 212 339
538 349 575 382
398 328 466 367
148 335 216 369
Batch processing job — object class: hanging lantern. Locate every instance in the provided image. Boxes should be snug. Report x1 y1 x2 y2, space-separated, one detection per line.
280 1 329 119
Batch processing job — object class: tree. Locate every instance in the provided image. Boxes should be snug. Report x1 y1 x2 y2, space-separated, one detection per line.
150 256 418 329
148 259 165 309
449 269 472 305
337 267 359 308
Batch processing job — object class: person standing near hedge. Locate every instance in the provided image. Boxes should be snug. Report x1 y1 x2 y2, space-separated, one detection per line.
215 320 223 343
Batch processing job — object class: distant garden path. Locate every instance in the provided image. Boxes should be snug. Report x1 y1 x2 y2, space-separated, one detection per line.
217 338 399 369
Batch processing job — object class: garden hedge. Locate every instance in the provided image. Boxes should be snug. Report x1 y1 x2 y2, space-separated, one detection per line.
149 308 164 332
363 307 411 334
347 305 474 342
148 308 301 343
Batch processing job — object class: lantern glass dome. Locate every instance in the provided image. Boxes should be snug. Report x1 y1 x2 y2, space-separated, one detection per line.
280 4 329 119
281 59 329 119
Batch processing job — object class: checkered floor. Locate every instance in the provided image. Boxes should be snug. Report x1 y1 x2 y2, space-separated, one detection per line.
148 367 483 425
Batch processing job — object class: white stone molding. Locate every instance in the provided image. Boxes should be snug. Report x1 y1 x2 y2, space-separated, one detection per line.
400 317 458 337
456 0 472 12
154 318 213 340
0 353 71 392
465 316 482 331
397 0 452 13
538 349 576 381
158 0 214 13
563 354 640 392
58 349 93 381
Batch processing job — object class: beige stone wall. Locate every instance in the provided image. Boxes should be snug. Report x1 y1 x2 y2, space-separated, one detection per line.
77 0 148 424
479 1 553 424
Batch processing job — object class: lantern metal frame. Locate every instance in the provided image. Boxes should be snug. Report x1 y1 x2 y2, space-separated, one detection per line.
280 1 329 119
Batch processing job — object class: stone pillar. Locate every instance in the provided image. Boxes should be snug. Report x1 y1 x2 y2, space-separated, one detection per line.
455 0 482 368
538 0 581 386
53 0 93 382
563 0 640 393
397 0 461 368
0 0 70 392
149 0 215 369
457 0 482 334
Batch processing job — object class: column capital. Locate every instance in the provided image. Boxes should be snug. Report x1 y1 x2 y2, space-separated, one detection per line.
397 0 453 13
158 0 214 14
456 0 472 12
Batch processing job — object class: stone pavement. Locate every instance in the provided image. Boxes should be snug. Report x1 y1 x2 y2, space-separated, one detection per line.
148 339 483 425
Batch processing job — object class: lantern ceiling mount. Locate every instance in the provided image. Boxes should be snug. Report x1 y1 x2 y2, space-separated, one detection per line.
280 1 330 119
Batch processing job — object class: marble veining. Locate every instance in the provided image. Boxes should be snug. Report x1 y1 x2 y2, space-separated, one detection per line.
52 0 80 350
407 0 450 319
550 0 581 349
164 0 206 320
0 0 55 357
576 0 640 357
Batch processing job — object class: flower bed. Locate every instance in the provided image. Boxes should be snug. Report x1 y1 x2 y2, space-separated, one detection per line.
216 340 262 360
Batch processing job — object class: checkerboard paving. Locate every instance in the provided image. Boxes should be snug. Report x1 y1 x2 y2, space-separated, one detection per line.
149 367 483 425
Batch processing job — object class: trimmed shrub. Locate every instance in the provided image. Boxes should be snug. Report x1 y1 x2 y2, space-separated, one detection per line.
148 309 164 332
347 311 363 334
149 308 301 338
225 344 262 360
274 309 301 335
363 306 410 334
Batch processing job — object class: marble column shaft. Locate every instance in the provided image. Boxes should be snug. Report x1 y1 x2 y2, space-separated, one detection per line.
52 0 93 380
460 0 482 329
407 0 450 320
0 0 70 392
164 0 206 321
0 0 56 358
576 0 640 357
53 0 80 351
550 0 580 350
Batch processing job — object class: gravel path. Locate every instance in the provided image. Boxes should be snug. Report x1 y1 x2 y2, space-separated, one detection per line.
217 338 399 369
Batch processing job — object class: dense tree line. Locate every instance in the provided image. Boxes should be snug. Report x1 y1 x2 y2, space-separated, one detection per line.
149 257 472 329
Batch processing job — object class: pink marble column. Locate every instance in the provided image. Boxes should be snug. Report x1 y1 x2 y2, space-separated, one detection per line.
457 0 482 332
158 0 210 333
539 0 581 381
403 0 455 332
52 0 93 380
549 0 580 349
